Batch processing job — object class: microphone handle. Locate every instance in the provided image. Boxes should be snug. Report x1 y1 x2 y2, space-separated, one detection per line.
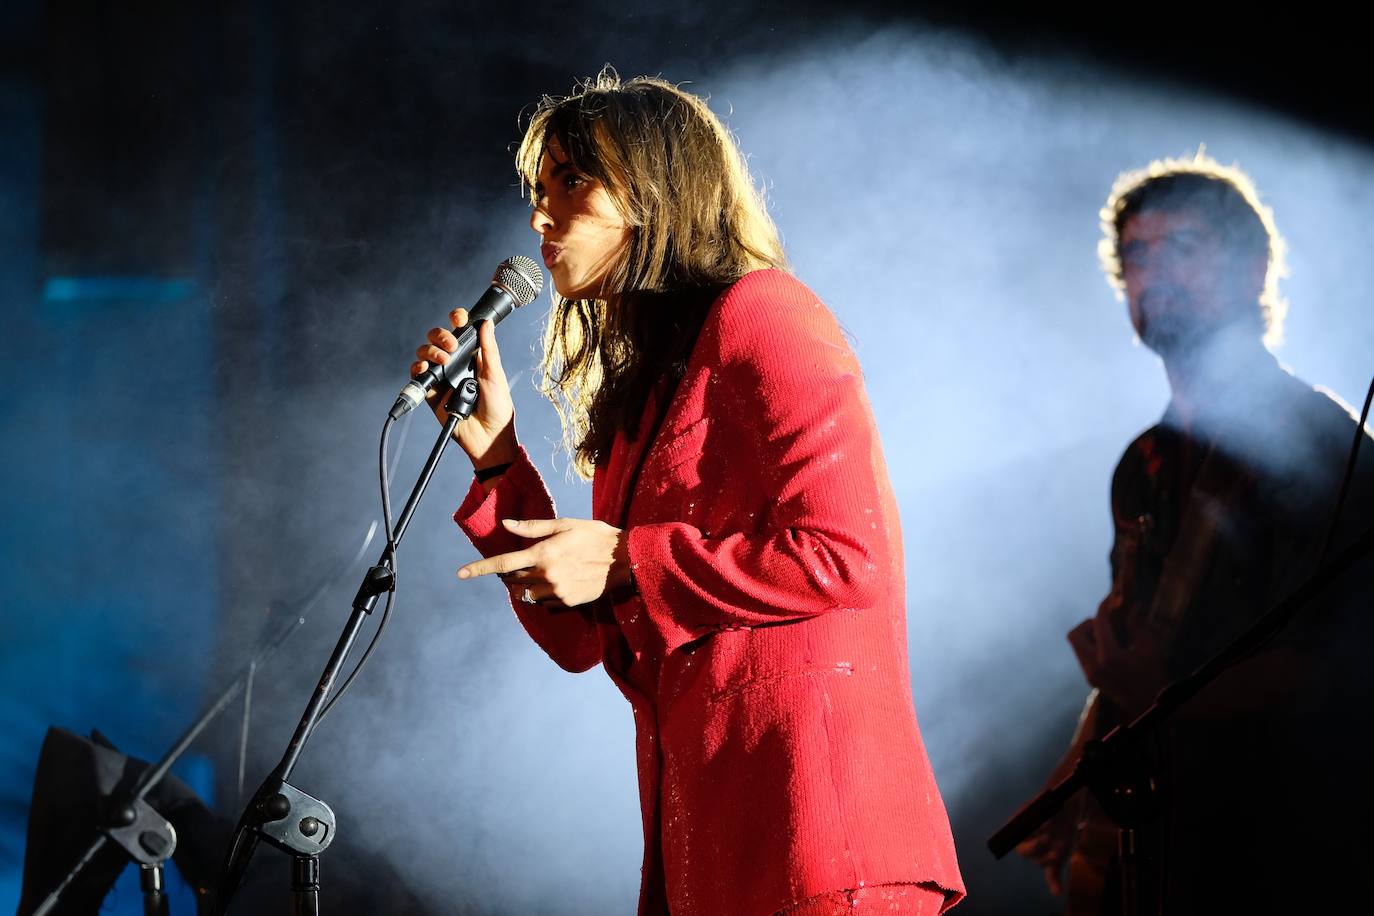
432 284 517 387
390 284 518 419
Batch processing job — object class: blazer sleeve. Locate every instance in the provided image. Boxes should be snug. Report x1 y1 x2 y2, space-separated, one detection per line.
454 445 602 673
625 272 899 654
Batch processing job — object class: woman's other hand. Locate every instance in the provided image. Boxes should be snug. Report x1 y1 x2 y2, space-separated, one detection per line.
457 518 633 608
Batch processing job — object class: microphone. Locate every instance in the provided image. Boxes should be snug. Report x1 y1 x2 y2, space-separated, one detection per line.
390 256 543 419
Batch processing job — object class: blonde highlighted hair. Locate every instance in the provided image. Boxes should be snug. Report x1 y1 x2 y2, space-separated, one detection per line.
516 69 786 478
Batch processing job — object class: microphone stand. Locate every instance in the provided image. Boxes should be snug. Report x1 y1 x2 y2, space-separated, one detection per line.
28 612 312 916
26 517 377 916
213 372 480 916
988 520 1374 913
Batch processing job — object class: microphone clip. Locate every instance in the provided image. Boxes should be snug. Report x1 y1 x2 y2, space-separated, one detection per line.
389 361 479 421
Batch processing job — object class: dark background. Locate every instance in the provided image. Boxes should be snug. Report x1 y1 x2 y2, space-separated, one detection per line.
2 2 1370 914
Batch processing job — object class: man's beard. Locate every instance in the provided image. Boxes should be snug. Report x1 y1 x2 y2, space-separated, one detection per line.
1135 285 1206 359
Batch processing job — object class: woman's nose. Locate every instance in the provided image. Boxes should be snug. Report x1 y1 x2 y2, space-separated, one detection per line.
530 202 553 235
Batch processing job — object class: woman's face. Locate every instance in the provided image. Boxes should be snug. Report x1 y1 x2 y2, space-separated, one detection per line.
529 137 632 301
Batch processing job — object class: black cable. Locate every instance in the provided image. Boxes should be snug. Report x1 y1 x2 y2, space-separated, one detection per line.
1216 371 1374 672
1318 371 1374 567
315 415 401 726
229 406 409 762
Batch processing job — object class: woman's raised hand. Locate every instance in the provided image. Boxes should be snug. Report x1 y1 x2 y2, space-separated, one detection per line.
411 307 519 469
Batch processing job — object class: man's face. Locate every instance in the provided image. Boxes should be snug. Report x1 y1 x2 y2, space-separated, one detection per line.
1118 208 1261 358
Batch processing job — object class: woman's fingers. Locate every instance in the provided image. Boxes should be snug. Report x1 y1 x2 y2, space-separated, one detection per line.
415 343 453 365
426 326 459 350
501 517 569 538
496 568 540 585
477 319 504 380
458 546 539 580
449 307 469 329
514 583 551 602
509 582 568 610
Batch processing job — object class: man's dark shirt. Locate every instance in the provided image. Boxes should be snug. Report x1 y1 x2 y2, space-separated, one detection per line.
1103 359 1373 912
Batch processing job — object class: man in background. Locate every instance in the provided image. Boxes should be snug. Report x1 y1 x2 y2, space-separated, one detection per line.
1017 153 1373 914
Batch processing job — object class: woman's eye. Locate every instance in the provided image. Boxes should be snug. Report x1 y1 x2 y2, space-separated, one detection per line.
564 173 586 189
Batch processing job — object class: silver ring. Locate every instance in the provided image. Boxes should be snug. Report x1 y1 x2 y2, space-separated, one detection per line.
520 587 537 605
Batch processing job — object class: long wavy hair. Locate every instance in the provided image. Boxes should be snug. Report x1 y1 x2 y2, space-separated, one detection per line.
516 70 786 478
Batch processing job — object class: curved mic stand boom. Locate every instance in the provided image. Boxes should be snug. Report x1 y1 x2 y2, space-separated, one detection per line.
24 519 379 916
212 370 481 916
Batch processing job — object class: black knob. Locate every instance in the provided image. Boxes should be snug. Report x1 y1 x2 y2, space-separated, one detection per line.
109 804 138 828
299 816 320 837
139 829 171 857
259 793 291 821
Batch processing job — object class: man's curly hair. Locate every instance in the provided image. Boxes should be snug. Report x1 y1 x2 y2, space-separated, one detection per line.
1099 151 1288 346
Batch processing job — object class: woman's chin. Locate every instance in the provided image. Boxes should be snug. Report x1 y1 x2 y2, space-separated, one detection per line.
553 282 594 301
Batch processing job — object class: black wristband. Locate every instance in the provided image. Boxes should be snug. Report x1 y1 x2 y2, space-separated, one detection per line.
609 563 640 604
473 461 513 483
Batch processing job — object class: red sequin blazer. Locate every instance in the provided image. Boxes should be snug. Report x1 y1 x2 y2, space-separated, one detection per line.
456 269 964 915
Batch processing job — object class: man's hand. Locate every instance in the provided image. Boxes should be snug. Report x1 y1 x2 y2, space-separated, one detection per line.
1067 612 1169 718
457 517 632 608
1014 803 1078 897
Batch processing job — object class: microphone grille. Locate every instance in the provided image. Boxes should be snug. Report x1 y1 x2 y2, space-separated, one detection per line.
493 255 543 306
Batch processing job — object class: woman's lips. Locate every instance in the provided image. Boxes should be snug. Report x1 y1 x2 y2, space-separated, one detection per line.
540 243 561 267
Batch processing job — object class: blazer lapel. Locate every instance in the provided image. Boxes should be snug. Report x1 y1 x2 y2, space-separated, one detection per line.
600 380 671 528
594 282 734 526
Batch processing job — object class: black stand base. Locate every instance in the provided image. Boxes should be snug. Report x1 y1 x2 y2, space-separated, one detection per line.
140 863 169 916
291 856 320 916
